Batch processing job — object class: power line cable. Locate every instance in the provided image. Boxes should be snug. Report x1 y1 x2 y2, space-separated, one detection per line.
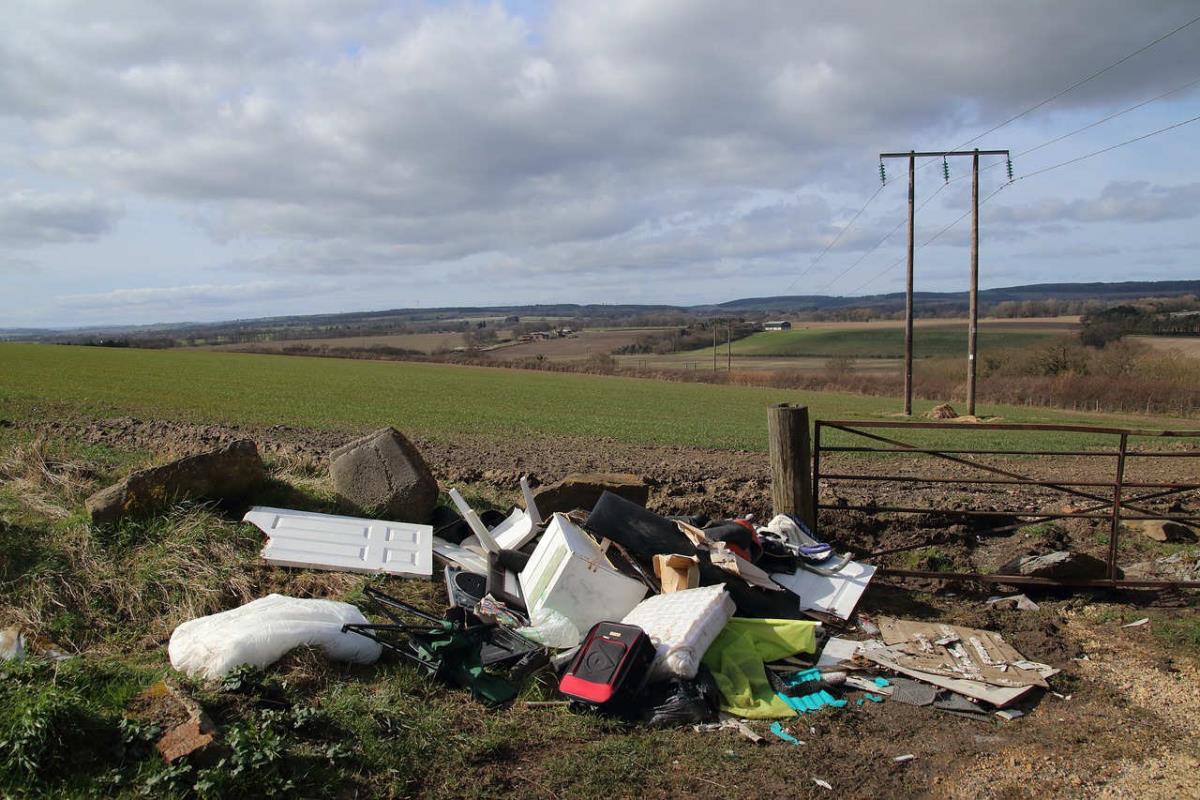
1012 111 1200 181
918 10 1200 176
947 73 1200 183
818 182 949 293
785 180 890 290
952 11 1200 151
846 183 1009 296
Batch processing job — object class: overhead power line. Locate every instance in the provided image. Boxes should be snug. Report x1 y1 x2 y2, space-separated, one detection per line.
949 72 1200 184
819 182 949 293
917 9 1200 179
786 180 889 289
1013 112 1200 181
846 108 1200 296
846 183 1009 296
951 11 1200 152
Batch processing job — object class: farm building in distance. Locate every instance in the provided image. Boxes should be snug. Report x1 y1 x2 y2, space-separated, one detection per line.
763 320 792 331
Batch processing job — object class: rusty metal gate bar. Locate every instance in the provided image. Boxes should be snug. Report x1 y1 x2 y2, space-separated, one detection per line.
812 419 1200 589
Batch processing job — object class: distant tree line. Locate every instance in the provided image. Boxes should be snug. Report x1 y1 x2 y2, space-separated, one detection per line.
1079 300 1200 347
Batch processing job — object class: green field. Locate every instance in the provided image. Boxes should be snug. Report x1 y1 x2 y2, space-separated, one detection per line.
0 344 1191 452
703 327 1054 359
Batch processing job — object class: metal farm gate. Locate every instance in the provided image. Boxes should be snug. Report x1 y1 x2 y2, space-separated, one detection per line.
811 420 1200 589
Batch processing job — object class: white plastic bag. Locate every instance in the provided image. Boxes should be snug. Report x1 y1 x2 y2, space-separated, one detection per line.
168 594 382 679
516 607 580 649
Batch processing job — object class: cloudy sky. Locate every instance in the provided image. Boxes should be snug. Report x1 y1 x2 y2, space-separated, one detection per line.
3 1 1199 327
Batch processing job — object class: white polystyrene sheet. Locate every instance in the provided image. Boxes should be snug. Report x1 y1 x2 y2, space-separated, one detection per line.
244 506 433 577
771 559 876 621
621 584 735 680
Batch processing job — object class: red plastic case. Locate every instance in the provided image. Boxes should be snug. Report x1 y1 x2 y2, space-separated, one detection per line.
559 621 655 705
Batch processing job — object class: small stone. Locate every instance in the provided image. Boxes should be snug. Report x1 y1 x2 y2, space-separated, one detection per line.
330 427 439 522
998 550 1118 581
0 627 25 662
533 472 649 515
1129 520 1196 544
85 440 265 525
157 716 217 764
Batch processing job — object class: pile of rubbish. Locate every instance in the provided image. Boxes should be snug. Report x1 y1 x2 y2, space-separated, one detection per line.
155 427 1058 747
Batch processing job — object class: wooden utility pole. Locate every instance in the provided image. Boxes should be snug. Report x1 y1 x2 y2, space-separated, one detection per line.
904 152 915 415
712 322 718 372
768 404 813 527
726 323 732 371
879 148 1009 416
967 149 980 415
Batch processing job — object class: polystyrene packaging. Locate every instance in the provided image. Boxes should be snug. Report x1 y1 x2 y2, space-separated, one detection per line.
168 594 382 679
621 584 735 681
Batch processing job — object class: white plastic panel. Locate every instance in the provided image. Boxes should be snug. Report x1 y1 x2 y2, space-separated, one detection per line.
244 506 433 577
771 559 876 621
519 513 647 641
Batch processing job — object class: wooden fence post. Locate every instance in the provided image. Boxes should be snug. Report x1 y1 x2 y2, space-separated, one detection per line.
768 403 813 527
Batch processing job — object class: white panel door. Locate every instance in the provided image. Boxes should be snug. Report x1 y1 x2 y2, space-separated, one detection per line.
244 506 433 577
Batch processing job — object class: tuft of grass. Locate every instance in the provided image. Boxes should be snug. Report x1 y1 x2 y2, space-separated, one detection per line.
898 546 955 572
1153 616 1200 659
0 658 158 796
0 436 94 520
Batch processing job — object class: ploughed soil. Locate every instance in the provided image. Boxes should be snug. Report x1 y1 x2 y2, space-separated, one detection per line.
21 415 1200 799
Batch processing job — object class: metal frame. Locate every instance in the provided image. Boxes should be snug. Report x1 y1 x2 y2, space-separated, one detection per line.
812 420 1200 589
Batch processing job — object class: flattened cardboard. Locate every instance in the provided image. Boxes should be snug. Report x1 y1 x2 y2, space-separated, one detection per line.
877 617 1048 689
859 640 1034 708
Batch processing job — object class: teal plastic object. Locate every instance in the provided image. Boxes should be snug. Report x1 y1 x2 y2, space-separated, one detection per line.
873 677 891 688
783 668 822 687
776 689 847 714
769 721 802 745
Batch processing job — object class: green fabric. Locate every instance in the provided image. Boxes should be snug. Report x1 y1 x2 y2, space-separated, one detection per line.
701 617 821 719
412 625 520 706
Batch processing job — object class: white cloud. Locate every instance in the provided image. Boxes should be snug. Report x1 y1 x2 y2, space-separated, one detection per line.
2 0 1199 322
59 281 303 310
0 185 122 246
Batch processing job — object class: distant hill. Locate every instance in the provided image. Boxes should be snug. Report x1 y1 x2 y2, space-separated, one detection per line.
7 279 1198 341
713 279 1200 313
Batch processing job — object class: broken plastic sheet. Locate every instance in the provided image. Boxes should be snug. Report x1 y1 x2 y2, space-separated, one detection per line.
244 506 434 577
814 636 863 669
770 558 876 621
432 537 490 574
168 594 381 679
